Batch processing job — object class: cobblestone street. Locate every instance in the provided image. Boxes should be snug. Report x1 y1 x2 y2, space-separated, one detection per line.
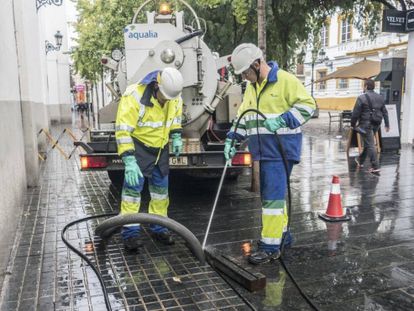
1 114 414 310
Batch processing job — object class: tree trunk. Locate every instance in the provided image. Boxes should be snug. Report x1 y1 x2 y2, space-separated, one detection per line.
257 0 266 58
94 83 100 128
251 0 266 193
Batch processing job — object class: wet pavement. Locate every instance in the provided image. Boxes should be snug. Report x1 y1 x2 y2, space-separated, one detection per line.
1 112 414 310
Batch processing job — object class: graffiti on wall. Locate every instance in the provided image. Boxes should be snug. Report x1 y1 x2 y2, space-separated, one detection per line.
36 0 63 11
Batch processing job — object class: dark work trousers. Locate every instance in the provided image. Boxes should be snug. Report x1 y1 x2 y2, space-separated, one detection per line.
359 127 379 169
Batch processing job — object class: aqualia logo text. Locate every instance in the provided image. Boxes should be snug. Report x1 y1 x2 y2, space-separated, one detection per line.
128 30 158 40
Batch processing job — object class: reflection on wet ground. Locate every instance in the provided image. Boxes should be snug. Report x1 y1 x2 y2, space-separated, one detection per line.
1 117 414 310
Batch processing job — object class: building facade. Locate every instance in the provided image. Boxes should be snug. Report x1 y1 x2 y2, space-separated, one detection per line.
38 0 72 123
0 0 73 289
303 12 408 111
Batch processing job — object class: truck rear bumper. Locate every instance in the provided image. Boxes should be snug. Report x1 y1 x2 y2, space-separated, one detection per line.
79 151 252 171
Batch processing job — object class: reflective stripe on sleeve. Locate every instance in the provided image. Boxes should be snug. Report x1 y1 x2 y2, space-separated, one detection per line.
117 136 133 144
116 124 134 132
172 116 181 125
294 103 315 115
290 107 306 124
166 117 182 128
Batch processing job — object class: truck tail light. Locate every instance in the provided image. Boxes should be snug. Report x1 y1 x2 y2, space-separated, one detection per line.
232 153 252 166
80 156 108 169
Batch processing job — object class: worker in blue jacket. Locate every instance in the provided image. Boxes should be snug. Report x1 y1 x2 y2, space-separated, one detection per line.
225 43 316 264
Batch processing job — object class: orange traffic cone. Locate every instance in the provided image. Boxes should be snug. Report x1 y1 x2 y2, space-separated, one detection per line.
318 176 350 222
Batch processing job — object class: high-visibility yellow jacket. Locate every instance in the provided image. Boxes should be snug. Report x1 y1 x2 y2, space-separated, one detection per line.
115 70 183 158
228 61 316 161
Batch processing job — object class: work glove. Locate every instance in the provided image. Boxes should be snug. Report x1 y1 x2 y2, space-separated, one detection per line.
122 155 143 187
224 138 236 162
263 116 287 133
171 133 183 157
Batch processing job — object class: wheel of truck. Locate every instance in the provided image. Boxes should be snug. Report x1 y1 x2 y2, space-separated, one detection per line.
107 171 124 188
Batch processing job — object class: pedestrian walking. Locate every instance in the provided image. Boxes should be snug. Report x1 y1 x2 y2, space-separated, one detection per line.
351 79 390 174
115 68 184 251
224 43 316 264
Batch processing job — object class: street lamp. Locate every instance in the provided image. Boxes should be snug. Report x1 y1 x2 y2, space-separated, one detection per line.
311 48 328 97
45 30 63 54
298 48 306 65
324 57 333 69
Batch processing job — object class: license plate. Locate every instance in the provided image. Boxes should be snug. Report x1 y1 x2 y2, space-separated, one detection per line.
169 156 188 166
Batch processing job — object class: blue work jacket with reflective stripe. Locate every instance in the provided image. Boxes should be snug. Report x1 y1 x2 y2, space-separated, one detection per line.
228 61 316 162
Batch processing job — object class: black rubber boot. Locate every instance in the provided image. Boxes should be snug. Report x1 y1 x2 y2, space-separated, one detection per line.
151 231 175 245
123 237 142 251
248 249 281 265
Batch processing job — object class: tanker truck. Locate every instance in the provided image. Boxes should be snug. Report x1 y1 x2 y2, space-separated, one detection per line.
76 0 251 186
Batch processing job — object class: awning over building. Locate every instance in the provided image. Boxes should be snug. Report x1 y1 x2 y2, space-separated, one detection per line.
374 71 392 82
315 59 381 82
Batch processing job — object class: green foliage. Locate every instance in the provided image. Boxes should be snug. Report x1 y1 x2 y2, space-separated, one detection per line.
231 0 253 24
72 0 142 82
255 0 407 69
189 0 257 55
72 0 410 80
72 0 258 80
339 0 383 39
267 1 318 69
197 0 253 24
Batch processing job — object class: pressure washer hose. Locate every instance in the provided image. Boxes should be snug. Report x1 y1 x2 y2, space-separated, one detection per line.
228 108 320 311
61 109 320 311
61 213 117 311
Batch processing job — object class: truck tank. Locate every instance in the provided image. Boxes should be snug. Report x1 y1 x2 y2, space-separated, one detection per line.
99 0 241 144
79 0 251 185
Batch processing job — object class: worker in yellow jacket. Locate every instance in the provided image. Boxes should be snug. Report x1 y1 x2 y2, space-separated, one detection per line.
225 43 316 264
115 68 184 251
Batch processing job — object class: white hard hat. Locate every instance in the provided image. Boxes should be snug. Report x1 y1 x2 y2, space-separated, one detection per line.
158 67 184 100
231 43 263 75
